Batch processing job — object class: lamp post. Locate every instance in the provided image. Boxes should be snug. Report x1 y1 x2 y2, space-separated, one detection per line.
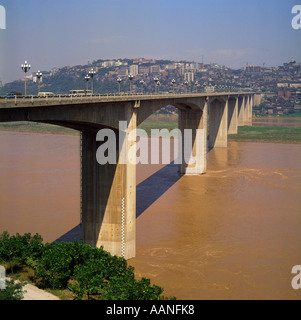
153 76 159 94
170 79 176 93
128 74 134 94
194 80 199 93
36 70 43 95
88 68 96 95
140 80 145 94
117 77 122 94
156 81 161 94
184 80 189 93
85 75 90 94
21 61 31 96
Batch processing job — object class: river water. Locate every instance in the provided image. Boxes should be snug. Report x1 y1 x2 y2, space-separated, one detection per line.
0 129 301 300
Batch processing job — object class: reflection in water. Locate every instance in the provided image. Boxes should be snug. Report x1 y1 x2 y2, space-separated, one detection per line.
0 131 301 300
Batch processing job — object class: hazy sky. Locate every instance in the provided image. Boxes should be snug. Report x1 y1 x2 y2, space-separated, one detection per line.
0 0 300 83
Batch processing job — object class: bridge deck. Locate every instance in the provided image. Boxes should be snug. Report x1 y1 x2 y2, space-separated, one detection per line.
0 92 254 109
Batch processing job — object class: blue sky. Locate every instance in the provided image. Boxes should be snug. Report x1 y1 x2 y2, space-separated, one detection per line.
0 0 300 83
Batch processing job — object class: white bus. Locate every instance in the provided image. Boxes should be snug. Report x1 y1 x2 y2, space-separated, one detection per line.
70 90 92 96
38 92 54 97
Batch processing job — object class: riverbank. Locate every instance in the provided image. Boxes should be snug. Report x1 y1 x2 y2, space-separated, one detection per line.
0 122 78 135
1 117 301 144
5 278 60 300
228 126 301 144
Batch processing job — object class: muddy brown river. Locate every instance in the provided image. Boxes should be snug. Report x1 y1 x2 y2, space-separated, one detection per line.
0 130 300 300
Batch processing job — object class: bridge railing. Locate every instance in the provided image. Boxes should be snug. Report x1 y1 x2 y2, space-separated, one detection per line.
0 90 255 108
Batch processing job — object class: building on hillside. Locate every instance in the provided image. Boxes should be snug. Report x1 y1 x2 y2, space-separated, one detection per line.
139 66 150 75
130 65 139 76
150 65 160 75
184 71 194 83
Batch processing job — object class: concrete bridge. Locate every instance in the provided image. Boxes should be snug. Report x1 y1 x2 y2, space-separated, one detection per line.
0 92 258 259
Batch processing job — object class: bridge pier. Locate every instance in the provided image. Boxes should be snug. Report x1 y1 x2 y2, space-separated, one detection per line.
81 107 137 260
228 97 238 134
178 99 207 175
238 96 245 127
244 96 252 126
249 95 253 126
209 97 228 148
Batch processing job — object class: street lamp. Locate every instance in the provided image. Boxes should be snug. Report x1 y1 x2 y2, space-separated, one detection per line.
85 75 90 94
184 80 189 93
128 74 134 94
117 77 122 94
194 81 199 93
140 80 145 94
170 79 176 93
21 61 31 96
36 70 43 95
156 81 161 94
88 68 96 95
153 76 159 94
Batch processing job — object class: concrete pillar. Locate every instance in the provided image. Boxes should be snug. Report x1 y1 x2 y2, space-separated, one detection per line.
228 97 238 134
249 95 253 126
209 97 228 148
244 96 249 126
81 105 136 260
244 96 253 126
237 96 244 127
178 100 207 175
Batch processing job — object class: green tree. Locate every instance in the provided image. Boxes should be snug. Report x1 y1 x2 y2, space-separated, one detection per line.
68 260 107 300
0 279 26 300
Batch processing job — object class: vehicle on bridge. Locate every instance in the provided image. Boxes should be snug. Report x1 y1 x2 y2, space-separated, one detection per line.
5 92 22 99
70 90 92 96
38 92 54 97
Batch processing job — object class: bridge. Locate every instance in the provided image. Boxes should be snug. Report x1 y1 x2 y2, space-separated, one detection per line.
0 92 259 259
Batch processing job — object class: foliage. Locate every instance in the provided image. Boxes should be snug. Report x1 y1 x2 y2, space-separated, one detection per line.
0 231 44 273
0 232 175 300
0 278 26 300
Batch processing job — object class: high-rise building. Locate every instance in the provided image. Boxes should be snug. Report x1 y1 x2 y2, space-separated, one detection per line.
130 65 139 76
139 66 150 75
150 65 160 75
184 71 194 83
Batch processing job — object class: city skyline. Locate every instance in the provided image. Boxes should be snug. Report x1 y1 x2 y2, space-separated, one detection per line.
0 0 300 83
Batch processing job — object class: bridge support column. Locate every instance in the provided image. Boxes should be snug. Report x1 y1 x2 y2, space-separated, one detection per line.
249 95 253 126
238 96 245 126
244 96 251 126
228 97 238 134
178 100 207 175
81 107 136 260
209 97 228 148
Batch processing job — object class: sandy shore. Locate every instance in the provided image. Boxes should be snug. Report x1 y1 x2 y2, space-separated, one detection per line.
5 278 60 300
22 282 60 300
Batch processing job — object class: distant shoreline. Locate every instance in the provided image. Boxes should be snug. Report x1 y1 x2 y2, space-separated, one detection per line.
0 117 301 144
